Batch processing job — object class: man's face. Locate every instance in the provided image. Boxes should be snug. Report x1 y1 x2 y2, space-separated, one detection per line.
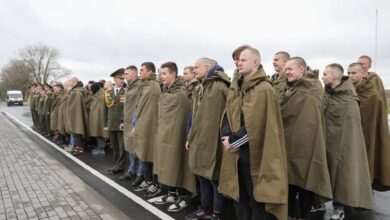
194 60 209 80
53 85 59 93
358 58 371 73
183 68 195 82
139 65 151 80
124 69 137 82
348 66 364 85
321 67 335 86
273 54 287 73
285 60 305 82
237 50 257 76
160 67 176 87
113 76 124 87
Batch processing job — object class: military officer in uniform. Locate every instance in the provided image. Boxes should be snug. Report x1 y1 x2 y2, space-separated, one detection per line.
105 68 127 175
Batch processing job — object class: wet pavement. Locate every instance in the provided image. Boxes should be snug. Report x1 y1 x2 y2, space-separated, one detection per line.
1 104 390 220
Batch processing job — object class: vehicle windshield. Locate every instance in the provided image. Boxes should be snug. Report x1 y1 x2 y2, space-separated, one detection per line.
9 94 22 98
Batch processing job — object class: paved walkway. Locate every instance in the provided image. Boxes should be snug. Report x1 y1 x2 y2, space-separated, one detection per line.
0 113 128 220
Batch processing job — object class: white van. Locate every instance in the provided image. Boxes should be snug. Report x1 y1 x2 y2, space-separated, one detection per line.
6 90 23 106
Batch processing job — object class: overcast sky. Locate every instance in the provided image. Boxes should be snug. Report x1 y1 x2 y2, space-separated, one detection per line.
1 0 389 88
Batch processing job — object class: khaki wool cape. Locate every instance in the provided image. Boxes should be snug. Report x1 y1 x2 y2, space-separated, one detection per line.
58 93 69 135
355 78 390 187
134 73 161 163
154 78 196 194
187 71 230 180
368 72 387 108
65 86 89 136
219 68 288 220
279 78 332 199
50 92 64 131
272 73 287 97
123 79 140 153
323 79 373 209
88 88 107 138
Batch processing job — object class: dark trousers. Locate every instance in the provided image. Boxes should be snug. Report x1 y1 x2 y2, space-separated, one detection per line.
236 145 276 220
197 175 223 213
143 161 158 184
288 185 314 218
109 130 126 170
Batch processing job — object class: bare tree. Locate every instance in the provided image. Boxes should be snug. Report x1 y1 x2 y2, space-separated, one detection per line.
18 44 70 84
0 43 70 100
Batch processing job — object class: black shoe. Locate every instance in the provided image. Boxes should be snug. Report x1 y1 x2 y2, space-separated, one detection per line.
119 173 135 181
108 169 124 175
107 166 118 172
132 176 144 187
185 207 212 220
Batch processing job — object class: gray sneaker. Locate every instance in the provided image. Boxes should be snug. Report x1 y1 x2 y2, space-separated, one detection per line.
133 181 150 191
144 184 162 198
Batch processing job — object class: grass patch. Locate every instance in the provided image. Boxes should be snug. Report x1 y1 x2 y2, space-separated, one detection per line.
388 101 390 114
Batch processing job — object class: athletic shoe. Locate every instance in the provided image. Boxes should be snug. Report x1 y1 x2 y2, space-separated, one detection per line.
133 181 150 191
154 193 178 205
185 207 212 220
132 176 144 187
92 149 105 155
167 197 188 212
144 184 162 198
331 208 345 220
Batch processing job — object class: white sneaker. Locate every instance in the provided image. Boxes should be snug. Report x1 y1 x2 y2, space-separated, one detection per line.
168 197 188 212
154 193 178 205
331 208 345 220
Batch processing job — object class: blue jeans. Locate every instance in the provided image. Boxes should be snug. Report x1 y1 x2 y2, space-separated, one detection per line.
70 134 81 146
128 153 144 176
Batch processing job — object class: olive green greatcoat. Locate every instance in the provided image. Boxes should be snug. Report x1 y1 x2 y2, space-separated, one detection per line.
104 87 125 131
279 78 332 199
134 74 161 163
323 79 373 209
154 78 196 194
65 86 89 136
58 92 69 135
188 71 230 180
355 78 390 187
123 79 140 153
50 91 64 131
368 72 387 108
219 69 288 220
88 88 107 138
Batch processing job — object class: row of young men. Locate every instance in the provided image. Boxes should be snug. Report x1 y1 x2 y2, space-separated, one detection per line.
28 46 390 220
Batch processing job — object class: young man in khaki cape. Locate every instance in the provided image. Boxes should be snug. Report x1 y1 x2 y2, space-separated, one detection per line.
279 57 332 220
185 58 230 220
348 63 390 188
220 47 288 220
152 62 196 212
358 55 387 107
131 62 162 198
118 66 144 184
271 51 290 96
322 63 373 219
